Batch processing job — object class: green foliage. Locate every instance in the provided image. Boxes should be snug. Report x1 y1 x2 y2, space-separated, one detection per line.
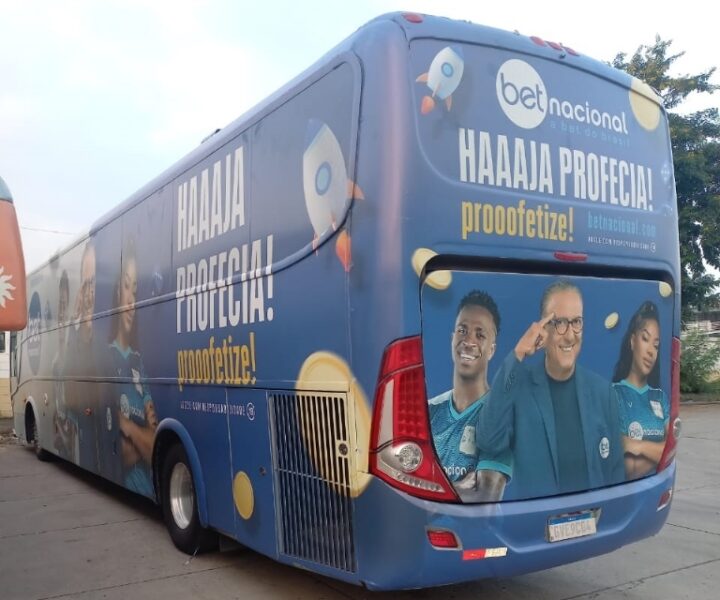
680 328 720 392
612 39 720 319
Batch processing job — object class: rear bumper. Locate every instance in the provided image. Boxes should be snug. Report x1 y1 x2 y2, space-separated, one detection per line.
355 462 675 590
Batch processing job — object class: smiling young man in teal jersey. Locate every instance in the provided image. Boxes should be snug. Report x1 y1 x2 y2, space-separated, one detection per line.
428 290 513 502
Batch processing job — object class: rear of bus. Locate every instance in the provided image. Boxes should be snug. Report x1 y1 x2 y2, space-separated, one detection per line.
353 15 679 589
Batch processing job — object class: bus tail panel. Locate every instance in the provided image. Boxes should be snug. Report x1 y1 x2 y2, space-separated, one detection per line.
355 463 674 590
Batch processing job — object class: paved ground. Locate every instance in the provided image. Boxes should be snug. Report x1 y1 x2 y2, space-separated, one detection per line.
1 404 718 599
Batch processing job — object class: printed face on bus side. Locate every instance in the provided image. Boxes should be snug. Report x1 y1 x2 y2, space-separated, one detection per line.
79 246 96 334
452 305 497 381
145 400 158 428
58 283 69 347
631 318 660 380
543 288 583 381
120 257 137 335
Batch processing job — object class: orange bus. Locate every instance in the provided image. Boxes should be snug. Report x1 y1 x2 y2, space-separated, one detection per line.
0 175 26 331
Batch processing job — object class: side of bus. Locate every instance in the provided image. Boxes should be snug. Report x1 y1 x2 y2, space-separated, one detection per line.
13 23 373 575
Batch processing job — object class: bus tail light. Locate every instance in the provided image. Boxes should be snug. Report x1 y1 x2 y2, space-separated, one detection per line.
427 529 460 549
553 251 587 262
657 487 673 511
657 337 681 473
369 336 458 501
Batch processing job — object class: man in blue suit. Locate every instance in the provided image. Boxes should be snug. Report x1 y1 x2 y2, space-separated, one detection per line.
477 280 624 500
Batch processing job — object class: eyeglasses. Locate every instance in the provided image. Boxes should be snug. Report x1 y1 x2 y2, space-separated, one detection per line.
547 317 583 335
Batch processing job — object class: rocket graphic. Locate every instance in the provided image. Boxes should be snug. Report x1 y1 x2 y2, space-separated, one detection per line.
416 46 465 114
302 119 363 271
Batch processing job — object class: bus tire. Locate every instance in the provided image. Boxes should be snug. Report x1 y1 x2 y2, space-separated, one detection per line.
161 443 218 555
28 409 51 462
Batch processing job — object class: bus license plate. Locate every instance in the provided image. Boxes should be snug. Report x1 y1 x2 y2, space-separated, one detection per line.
547 510 597 542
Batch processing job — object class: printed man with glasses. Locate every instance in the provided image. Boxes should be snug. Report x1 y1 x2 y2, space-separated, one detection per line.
477 280 624 499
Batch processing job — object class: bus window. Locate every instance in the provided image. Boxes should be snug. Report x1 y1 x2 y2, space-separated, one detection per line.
10 332 17 378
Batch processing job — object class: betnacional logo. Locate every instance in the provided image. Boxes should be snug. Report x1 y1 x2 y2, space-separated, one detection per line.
496 59 548 129
628 421 644 440
120 394 130 419
599 436 610 459
27 292 42 374
496 59 628 134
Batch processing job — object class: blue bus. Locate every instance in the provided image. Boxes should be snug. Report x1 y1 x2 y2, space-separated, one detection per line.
12 13 680 590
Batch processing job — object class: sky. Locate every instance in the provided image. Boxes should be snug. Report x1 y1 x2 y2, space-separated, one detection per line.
1 0 718 272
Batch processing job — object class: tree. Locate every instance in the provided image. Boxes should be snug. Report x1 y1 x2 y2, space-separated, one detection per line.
612 39 720 320
678 327 720 393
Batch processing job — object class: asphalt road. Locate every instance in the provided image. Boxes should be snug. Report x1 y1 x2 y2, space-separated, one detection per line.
1 403 718 600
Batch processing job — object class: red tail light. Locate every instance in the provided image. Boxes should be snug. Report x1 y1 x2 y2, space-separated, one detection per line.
427 529 460 549
553 251 587 262
657 337 681 472
657 487 673 511
369 336 458 501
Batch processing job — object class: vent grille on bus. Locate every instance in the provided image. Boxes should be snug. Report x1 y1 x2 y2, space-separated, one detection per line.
270 393 357 573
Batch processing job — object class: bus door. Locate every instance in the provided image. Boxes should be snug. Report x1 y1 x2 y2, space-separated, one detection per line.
227 388 277 556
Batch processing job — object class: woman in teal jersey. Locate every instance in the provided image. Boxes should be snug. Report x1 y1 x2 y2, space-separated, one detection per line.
612 301 669 480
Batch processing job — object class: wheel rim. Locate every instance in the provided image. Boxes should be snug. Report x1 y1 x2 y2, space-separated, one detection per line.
169 462 194 530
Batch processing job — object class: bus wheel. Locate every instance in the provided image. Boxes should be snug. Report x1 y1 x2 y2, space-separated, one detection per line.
28 410 51 462
161 444 218 555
